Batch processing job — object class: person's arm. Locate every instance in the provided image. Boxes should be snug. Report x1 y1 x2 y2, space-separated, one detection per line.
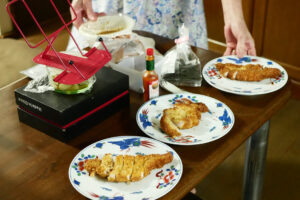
221 0 256 57
71 0 105 29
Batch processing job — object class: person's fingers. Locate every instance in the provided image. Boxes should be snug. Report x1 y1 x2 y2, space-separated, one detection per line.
236 47 247 58
82 11 88 19
224 25 237 45
71 0 84 29
236 45 247 58
73 9 84 29
224 47 233 56
236 37 251 58
83 0 97 21
224 40 236 56
236 36 257 57
97 12 107 17
247 40 257 56
224 25 238 56
248 48 256 56
232 49 237 55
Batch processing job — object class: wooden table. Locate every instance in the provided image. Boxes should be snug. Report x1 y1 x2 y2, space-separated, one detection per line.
0 32 292 200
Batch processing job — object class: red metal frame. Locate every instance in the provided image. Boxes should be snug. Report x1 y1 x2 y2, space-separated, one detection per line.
6 0 111 84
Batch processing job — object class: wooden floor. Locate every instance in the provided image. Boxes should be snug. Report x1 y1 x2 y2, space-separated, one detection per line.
201 39 300 200
195 98 300 200
1 26 299 199
0 27 69 89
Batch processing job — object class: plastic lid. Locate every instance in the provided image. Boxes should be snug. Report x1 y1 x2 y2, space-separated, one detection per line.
147 48 154 56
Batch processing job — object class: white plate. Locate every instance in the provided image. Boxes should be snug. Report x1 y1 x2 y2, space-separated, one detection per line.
136 94 234 145
202 56 288 95
79 15 135 46
69 136 182 200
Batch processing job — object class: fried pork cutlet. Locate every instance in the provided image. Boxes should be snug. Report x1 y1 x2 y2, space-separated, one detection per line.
131 155 146 182
97 153 114 178
84 158 101 177
84 152 173 182
118 155 135 182
160 98 209 137
144 152 173 177
215 63 281 81
107 155 123 182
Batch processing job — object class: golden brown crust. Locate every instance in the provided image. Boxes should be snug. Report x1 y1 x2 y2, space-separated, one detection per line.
84 152 173 182
216 63 281 81
84 158 102 177
107 155 123 182
144 152 173 177
117 155 135 182
160 109 183 137
160 99 208 137
97 154 114 178
131 155 145 182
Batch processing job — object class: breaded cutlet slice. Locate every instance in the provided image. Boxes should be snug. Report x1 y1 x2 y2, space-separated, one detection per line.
160 110 182 137
196 102 209 113
117 155 135 182
84 158 102 177
131 155 146 182
97 154 114 178
160 105 199 137
171 104 200 129
215 63 281 81
148 152 173 169
143 154 156 177
160 98 209 137
175 98 209 119
143 152 173 177
107 155 123 182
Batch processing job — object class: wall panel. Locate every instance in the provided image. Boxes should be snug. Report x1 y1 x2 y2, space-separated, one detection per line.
262 0 300 68
203 0 254 43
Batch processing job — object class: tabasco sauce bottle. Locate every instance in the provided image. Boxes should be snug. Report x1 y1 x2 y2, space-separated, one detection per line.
143 48 159 101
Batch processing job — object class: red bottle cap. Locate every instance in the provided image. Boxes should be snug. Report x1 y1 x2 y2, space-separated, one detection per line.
147 48 154 56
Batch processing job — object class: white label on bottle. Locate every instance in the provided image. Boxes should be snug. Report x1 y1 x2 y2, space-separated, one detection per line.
149 80 159 99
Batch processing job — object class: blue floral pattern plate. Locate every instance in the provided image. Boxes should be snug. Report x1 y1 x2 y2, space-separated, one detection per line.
69 136 182 200
202 56 288 95
136 94 234 145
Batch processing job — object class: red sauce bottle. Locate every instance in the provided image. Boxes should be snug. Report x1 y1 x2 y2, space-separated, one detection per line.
143 48 159 102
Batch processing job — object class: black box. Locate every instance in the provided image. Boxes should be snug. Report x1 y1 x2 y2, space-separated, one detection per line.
15 67 129 141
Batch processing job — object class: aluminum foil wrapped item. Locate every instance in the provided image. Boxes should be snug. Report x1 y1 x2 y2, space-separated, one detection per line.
21 65 54 93
23 74 54 93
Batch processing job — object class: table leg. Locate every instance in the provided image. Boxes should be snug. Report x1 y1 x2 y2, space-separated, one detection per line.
242 121 270 200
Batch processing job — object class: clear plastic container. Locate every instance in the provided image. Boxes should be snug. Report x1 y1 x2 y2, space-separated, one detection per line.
47 67 96 95
160 24 202 87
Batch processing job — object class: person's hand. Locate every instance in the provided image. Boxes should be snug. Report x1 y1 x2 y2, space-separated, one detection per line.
71 0 105 29
221 0 256 57
223 20 256 58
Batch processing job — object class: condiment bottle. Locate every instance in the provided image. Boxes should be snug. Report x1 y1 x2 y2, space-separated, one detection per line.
143 48 159 101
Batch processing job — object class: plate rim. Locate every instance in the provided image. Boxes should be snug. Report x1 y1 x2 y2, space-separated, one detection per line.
68 135 183 200
79 15 135 38
136 93 235 146
202 55 289 96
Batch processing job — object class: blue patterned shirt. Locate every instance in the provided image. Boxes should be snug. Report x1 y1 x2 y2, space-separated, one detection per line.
92 0 208 49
